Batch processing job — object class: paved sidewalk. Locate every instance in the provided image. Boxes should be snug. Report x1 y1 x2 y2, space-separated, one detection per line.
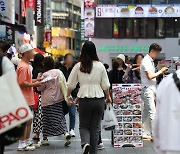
4 115 157 154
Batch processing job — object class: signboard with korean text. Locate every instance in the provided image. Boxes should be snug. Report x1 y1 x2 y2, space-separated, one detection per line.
96 5 180 18
112 84 143 147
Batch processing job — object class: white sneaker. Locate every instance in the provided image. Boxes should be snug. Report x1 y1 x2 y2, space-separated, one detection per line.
25 145 36 151
26 139 33 146
17 141 27 151
70 129 76 137
98 143 105 150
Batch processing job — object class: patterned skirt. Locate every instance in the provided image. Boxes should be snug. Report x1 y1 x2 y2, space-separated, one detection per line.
42 102 67 137
33 96 43 133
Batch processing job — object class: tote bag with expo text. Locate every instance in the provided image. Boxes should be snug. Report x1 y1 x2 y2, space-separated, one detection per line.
0 71 33 134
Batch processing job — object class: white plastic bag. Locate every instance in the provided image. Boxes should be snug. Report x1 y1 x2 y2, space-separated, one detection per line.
0 71 33 134
102 103 118 131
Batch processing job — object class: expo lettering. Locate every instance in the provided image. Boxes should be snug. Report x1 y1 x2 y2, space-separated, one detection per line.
0 107 28 129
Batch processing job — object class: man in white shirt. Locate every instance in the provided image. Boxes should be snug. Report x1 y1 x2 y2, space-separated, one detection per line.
140 43 168 139
154 70 180 154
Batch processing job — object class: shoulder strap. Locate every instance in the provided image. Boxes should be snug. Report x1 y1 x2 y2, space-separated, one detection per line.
173 72 180 92
0 55 3 76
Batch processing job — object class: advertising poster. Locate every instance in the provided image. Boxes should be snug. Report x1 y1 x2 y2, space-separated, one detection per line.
112 84 143 148
84 8 94 37
96 5 180 18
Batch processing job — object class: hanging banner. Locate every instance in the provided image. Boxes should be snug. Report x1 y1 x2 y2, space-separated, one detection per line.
112 84 143 148
35 0 44 26
84 8 94 37
26 8 34 34
96 5 180 18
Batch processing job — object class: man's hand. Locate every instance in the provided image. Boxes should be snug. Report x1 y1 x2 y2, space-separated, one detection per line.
160 67 168 74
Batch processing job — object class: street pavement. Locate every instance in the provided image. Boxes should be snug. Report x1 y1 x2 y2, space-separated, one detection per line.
4 114 157 154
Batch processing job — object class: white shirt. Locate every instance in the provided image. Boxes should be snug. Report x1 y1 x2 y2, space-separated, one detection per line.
67 61 110 98
2 56 15 74
154 69 180 151
140 54 156 89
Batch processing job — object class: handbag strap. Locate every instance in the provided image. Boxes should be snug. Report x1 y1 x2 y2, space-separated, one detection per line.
0 54 3 76
173 72 180 92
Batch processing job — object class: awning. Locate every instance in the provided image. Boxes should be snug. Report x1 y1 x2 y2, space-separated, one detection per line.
0 20 26 32
34 48 46 55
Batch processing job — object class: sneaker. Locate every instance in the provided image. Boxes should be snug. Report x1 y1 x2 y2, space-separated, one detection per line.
82 144 90 154
98 143 105 150
70 129 76 137
65 133 71 140
17 141 27 151
32 138 41 148
65 133 71 147
26 139 33 146
25 145 36 151
41 139 49 146
143 134 152 140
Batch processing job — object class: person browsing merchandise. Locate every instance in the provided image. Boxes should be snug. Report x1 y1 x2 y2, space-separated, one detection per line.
140 43 168 140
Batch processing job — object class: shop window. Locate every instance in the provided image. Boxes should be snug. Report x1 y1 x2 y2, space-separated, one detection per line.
165 19 174 37
175 19 180 37
134 0 150 4
157 19 165 38
126 19 133 38
140 19 147 38
119 19 126 38
147 19 156 38
113 19 119 38
133 19 139 37
95 19 112 38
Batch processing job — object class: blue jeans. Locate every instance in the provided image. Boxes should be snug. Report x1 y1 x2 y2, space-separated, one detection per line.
69 104 76 130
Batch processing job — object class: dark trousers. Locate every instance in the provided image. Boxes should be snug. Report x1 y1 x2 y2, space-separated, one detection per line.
69 104 76 130
79 98 105 154
0 144 4 154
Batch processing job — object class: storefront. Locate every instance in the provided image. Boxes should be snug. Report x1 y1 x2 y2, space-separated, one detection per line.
91 4 180 67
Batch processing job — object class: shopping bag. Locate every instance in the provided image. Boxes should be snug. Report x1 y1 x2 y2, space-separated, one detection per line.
0 71 33 134
102 103 118 131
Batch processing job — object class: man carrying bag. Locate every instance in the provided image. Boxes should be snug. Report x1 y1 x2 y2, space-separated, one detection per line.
0 54 33 153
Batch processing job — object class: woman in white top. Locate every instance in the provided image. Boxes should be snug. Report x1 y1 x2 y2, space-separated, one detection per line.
67 41 111 154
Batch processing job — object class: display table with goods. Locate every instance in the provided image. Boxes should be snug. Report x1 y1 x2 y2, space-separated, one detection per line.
111 84 143 147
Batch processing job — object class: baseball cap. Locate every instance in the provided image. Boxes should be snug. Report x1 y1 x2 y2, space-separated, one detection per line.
19 43 33 54
116 54 125 63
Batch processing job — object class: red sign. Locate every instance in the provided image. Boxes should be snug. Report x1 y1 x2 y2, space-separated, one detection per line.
45 31 52 44
27 0 35 9
21 0 26 17
84 0 94 7
0 107 28 129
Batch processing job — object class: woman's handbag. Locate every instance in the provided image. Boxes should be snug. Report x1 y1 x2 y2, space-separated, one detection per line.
58 70 70 115
102 103 118 131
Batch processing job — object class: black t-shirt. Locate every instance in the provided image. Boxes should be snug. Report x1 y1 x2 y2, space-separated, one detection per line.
109 69 125 85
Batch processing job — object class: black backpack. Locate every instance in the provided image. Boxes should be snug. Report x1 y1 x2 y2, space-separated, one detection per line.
0 55 26 146
173 72 180 92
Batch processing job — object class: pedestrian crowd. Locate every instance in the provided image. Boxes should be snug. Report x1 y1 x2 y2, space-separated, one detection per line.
0 40 180 154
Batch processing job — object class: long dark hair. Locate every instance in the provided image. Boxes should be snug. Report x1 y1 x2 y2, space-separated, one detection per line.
133 54 144 80
43 56 55 72
33 53 44 69
32 53 44 79
79 41 99 74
